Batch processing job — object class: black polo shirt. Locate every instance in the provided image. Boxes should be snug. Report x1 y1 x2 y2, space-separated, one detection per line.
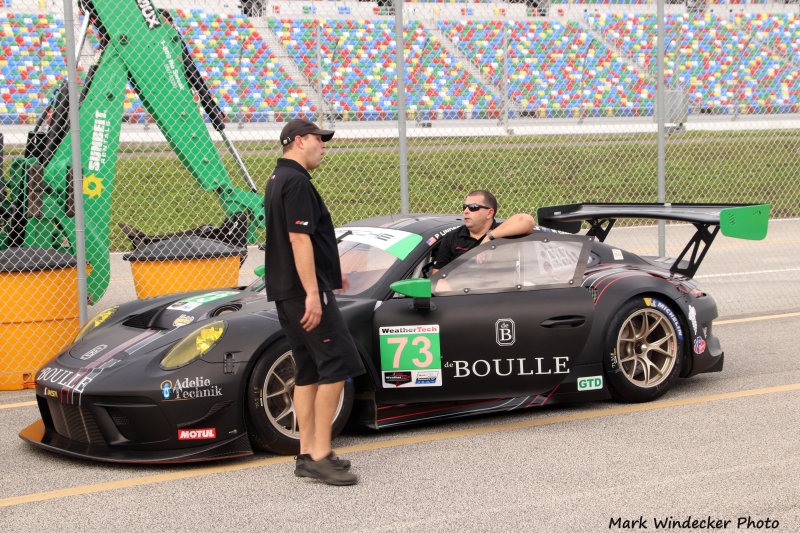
264 158 341 301
431 220 499 270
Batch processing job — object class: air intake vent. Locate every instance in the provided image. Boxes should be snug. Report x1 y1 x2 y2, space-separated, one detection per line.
122 307 163 329
211 304 241 317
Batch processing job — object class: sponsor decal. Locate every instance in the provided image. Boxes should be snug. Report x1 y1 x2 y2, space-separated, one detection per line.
161 376 222 401
87 110 110 174
415 371 440 384
495 318 515 346
384 372 412 387
44 387 58 398
336 227 423 260
78 344 108 361
642 298 684 340
445 356 569 378
161 380 172 399
178 428 216 440
379 324 442 388
167 291 238 312
37 366 99 394
577 375 603 391
138 0 161 29
693 336 707 354
612 249 624 261
687 305 698 335
173 314 194 328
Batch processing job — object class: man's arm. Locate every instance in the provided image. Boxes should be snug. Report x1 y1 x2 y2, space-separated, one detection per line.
288 231 322 331
487 213 535 240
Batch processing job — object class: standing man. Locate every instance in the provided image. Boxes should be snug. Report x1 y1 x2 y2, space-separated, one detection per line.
430 190 535 274
264 118 364 486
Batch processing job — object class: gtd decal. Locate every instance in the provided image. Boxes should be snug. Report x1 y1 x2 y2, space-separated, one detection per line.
577 375 603 391
178 428 216 440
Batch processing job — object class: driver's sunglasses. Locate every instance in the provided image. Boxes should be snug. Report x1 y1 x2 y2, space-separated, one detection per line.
462 203 491 212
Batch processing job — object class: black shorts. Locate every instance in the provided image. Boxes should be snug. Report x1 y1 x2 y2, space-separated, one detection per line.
275 291 365 386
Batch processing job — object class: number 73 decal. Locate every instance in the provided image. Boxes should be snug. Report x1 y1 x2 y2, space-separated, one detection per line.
379 325 442 388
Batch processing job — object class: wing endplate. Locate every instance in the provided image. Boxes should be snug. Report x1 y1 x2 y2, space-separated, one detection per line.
719 204 770 240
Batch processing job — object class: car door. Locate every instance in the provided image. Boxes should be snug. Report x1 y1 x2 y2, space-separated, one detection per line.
373 232 595 403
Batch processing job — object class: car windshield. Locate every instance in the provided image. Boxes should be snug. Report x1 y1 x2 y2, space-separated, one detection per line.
245 227 422 297
336 227 423 295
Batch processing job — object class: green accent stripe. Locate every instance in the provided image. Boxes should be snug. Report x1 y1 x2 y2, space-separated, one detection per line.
385 234 423 259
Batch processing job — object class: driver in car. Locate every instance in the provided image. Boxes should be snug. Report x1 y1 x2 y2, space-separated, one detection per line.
430 190 535 276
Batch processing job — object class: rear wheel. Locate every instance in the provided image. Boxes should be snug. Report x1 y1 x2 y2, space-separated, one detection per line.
246 342 354 455
604 298 683 402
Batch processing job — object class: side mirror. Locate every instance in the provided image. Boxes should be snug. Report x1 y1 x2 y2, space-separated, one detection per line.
390 278 433 310
254 264 265 277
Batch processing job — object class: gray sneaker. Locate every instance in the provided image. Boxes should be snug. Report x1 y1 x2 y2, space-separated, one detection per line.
296 454 358 486
295 452 351 478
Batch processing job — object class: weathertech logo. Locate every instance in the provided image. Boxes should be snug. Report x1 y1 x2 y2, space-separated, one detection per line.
178 428 216 440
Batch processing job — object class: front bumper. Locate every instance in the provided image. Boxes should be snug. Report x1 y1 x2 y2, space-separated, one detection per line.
20 418 253 463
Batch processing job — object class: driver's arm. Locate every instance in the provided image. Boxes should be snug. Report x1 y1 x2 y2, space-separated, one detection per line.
486 213 535 241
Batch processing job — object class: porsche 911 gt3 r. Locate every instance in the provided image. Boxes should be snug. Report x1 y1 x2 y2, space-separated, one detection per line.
20 203 769 462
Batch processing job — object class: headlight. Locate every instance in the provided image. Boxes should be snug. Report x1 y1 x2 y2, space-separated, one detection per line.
74 306 118 342
160 320 227 370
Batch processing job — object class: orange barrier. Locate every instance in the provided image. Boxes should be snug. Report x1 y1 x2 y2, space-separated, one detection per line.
0 248 80 390
123 236 243 299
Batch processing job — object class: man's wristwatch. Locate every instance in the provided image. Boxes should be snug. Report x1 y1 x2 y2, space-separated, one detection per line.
486 230 495 241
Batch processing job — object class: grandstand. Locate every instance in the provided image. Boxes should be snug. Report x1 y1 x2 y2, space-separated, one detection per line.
1 0 798 125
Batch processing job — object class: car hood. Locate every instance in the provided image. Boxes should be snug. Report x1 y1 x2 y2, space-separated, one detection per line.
37 289 278 390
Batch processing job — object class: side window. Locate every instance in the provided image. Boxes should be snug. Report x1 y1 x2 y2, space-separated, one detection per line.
431 233 589 296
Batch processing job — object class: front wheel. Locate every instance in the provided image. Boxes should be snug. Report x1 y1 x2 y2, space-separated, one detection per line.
246 342 354 455
603 298 683 403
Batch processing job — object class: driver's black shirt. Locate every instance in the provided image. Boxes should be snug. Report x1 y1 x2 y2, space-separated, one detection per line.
431 220 498 270
264 158 341 301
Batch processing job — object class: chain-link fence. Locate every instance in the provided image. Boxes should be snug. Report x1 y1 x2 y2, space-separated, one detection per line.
2 0 799 388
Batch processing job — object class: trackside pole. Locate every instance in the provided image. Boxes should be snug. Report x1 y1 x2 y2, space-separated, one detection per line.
63 0 88 324
656 0 667 256
395 0 409 214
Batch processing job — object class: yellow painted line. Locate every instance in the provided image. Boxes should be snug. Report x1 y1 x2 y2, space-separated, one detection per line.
1 381 799 508
716 311 800 325
0 401 36 410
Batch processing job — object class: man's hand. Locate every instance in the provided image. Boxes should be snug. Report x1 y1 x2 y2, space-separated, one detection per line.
300 291 322 331
289 231 321 331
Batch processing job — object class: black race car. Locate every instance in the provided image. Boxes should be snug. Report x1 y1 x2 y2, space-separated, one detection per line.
20 203 769 463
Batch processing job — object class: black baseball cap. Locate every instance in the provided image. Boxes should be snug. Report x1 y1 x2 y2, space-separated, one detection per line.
279 119 335 146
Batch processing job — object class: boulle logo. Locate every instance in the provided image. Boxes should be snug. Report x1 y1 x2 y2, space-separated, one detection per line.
495 318 515 346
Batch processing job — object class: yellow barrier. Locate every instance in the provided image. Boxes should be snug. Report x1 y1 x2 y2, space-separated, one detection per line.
0 248 79 390
123 237 242 299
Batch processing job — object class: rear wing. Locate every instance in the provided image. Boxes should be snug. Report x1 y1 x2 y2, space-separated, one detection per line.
537 203 770 278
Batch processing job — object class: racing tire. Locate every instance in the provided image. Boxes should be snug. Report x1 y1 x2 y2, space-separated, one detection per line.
245 342 354 455
603 298 683 403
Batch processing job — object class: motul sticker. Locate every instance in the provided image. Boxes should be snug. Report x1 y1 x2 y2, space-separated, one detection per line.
178 428 216 440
